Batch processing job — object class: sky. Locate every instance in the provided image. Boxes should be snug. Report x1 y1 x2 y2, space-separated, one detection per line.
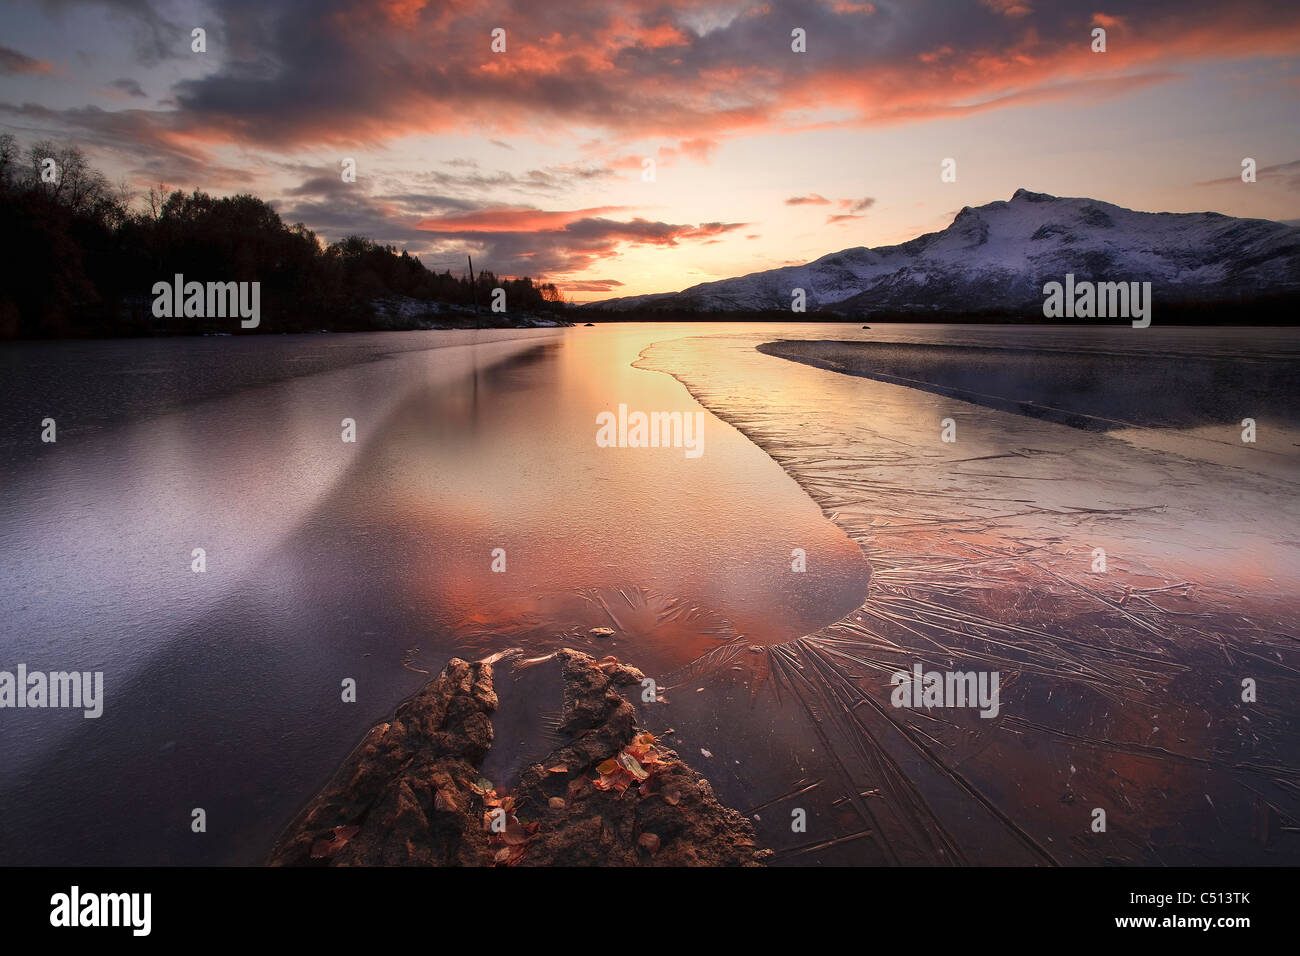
1 0 1298 301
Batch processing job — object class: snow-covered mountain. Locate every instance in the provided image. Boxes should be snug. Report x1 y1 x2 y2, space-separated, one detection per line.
590 189 1300 315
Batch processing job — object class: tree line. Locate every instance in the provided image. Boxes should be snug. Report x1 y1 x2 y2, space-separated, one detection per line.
0 135 565 338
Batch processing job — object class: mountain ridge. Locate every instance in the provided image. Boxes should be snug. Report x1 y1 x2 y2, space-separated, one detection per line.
587 190 1300 316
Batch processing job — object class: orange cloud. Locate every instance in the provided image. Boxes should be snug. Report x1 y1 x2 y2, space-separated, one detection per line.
149 0 1300 154
0 45 54 76
416 206 624 232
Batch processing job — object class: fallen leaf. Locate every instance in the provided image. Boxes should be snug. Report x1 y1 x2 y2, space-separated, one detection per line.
616 752 649 781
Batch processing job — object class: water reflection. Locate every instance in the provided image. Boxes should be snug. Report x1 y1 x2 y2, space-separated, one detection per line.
0 324 869 864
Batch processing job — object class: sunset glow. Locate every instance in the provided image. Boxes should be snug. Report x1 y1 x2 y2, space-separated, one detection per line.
2 0 1298 300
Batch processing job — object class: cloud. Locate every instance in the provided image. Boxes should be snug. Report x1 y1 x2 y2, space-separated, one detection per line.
38 0 1289 155
0 100 251 187
416 205 628 233
562 279 624 292
606 139 720 173
1196 158 1300 189
981 0 1033 16
413 208 750 275
415 160 618 196
677 137 719 162
416 208 747 271
0 45 53 75
274 171 749 276
10 0 1300 295
275 173 483 247
789 195 874 214
40 0 182 66
108 77 147 97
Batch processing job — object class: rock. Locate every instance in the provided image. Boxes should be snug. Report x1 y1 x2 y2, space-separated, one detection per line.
511 650 764 866
268 649 767 867
267 658 497 866
595 655 645 685
588 626 616 639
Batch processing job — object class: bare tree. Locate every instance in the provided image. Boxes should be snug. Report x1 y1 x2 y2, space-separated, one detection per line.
145 182 171 220
0 133 18 192
23 140 123 225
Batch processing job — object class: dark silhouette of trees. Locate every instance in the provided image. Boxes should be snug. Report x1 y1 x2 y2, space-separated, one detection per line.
0 136 567 338
0 135 127 336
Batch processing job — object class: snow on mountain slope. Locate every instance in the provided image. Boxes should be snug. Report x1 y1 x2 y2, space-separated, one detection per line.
591 190 1300 314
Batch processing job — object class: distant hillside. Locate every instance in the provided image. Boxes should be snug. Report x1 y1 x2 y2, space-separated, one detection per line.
589 190 1300 320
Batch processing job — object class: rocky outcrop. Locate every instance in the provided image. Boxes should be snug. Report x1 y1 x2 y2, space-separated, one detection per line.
268 650 767 866
267 657 498 866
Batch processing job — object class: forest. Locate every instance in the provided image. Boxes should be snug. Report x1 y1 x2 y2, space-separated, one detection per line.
0 135 565 338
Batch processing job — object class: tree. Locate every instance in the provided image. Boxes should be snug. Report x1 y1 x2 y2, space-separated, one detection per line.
0 133 19 193
0 139 564 337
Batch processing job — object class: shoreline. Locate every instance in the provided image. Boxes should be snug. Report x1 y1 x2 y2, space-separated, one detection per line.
635 332 1300 865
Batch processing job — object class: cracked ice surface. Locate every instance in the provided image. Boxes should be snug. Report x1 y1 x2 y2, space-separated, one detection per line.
639 325 1299 865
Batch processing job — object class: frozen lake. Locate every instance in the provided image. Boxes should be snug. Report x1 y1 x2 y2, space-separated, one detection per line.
1 322 1296 865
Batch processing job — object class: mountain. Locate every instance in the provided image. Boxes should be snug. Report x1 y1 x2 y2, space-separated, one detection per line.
589 189 1300 316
